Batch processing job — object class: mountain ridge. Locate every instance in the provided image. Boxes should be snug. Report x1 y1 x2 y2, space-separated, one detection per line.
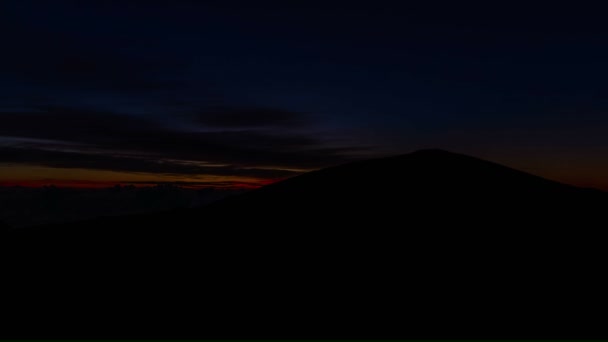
7 149 607 240
3 149 607 339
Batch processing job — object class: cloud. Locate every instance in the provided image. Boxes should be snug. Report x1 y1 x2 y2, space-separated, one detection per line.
0 106 158 143
0 105 369 182
190 106 308 128
0 5 371 185
0 146 296 179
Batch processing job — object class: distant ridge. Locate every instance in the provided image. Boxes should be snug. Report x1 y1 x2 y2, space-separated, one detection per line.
201 148 604 224
11 148 605 239
4 150 608 339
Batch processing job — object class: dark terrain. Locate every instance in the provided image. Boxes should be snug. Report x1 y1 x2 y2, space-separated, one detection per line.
0 185 242 228
4 150 608 338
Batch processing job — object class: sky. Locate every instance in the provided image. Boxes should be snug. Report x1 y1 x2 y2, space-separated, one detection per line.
1 0 608 189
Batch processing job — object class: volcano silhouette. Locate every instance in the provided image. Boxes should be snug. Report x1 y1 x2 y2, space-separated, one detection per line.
5 150 608 339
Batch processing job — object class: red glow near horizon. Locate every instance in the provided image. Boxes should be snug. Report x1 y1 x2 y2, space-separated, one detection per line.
0 179 276 190
0 180 124 189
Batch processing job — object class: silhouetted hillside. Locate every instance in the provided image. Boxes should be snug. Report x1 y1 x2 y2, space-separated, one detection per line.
0 220 10 232
5 150 608 339
208 148 605 224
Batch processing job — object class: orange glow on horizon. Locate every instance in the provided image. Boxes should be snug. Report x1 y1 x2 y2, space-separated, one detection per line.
0 179 277 190
0 165 283 189
0 179 121 189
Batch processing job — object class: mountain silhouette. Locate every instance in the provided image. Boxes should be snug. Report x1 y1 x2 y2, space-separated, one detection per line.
4 150 608 339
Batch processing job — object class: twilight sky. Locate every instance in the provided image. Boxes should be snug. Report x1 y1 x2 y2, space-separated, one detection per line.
1 1 608 189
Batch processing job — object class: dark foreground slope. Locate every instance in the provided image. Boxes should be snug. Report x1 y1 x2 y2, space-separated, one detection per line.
4 150 608 338
0 220 10 231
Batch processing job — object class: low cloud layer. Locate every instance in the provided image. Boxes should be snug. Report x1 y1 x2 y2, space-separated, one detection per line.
0 105 368 186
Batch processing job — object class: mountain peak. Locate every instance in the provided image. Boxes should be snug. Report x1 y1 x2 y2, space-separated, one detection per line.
387 149 472 164
6 149 607 340
405 148 463 160
410 148 454 155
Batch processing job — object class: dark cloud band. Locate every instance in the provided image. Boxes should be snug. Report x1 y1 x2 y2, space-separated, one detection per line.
0 106 368 182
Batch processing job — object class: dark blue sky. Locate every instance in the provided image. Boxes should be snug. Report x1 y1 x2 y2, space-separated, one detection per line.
2 1 608 188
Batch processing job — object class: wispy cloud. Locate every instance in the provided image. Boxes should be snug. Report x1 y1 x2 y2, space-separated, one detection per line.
0 105 370 186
